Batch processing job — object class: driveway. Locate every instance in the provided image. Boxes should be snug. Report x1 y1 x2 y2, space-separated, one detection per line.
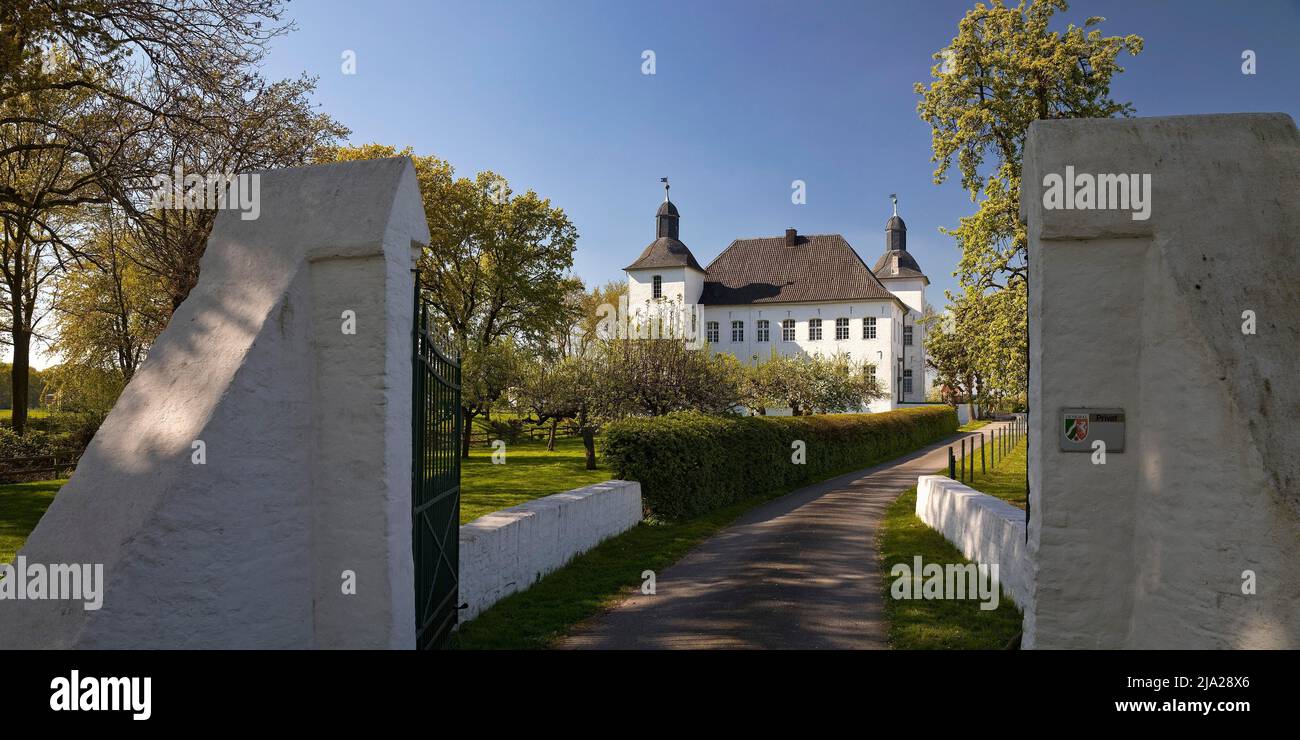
559 422 1009 649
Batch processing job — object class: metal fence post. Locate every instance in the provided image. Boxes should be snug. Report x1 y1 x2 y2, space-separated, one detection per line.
981 433 986 475
948 446 955 478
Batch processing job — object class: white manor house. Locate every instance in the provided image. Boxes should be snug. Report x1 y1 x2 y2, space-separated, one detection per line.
624 184 929 413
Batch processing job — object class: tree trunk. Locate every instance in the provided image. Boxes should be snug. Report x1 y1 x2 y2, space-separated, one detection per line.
10 329 29 435
461 408 475 458
579 408 596 470
547 418 557 451
582 429 596 470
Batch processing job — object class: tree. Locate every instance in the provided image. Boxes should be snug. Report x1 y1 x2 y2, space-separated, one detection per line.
50 206 169 387
121 76 347 311
319 144 582 457
924 304 983 421
598 338 746 419
744 350 884 416
917 0 1142 402
0 72 93 433
1 0 297 216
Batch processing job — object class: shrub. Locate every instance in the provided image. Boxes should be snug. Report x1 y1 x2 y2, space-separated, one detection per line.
602 406 958 520
485 417 526 444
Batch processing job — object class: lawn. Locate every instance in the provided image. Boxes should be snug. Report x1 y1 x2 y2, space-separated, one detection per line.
0 433 605 562
957 419 991 431
956 437 1027 509
877 437 1027 649
453 489 787 649
0 479 64 564
0 408 51 420
460 435 611 524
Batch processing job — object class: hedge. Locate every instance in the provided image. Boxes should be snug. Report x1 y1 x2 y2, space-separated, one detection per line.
602 406 958 520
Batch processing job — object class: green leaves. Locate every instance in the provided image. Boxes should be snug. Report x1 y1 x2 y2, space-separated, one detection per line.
917 0 1142 409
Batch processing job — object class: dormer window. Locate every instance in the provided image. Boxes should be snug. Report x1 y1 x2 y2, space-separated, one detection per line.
652 275 662 299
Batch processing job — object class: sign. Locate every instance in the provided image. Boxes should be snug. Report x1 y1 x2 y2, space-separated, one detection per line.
1059 408 1125 452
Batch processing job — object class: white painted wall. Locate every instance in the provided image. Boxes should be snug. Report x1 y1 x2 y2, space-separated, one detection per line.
627 266 705 307
0 158 428 649
1022 113 1300 648
916 475 1031 611
699 300 918 411
459 480 642 622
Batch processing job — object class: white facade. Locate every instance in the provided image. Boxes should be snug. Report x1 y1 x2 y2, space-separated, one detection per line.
625 268 927 413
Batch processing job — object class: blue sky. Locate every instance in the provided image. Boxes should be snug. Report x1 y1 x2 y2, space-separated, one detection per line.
268 0 1298 307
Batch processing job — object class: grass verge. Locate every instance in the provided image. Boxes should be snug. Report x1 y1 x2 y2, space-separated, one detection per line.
877 435 1027 649
452 489 786 650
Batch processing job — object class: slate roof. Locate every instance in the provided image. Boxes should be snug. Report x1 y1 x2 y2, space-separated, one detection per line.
624 236 706 272
872 249 927 280
699 233 897 305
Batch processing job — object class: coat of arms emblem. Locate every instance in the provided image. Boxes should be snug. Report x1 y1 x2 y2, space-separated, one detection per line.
1065 414 1089 442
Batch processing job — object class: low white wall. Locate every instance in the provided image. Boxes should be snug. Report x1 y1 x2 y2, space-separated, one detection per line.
915 475 1030 610
459 480 642 622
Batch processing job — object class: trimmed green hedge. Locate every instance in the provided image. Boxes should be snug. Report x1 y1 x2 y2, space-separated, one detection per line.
602 406 958 520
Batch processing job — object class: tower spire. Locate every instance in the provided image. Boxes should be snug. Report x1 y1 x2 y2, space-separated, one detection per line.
890 193 898 216
661 176 670 202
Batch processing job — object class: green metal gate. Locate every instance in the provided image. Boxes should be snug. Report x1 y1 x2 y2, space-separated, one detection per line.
412 283 461 650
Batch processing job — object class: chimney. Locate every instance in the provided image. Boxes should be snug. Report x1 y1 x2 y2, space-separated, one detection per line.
784 228 797 246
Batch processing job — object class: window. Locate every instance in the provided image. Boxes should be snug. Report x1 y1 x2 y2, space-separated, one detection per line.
903 325 913 346
652 275 662 299
808 318 822 341
903 369 913 394
835 318 849 340
731 320 744 342
863 316 877 340
757 319 770 342
781 319 795 341
706 321 719 343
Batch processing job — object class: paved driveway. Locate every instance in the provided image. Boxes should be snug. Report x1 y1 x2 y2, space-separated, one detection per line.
559 423 1009 649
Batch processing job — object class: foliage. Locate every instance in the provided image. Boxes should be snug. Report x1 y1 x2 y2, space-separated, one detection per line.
319 144 582 457
597 338 746 419
603 406 958 520
917 0 1142 404
744 350 885 415
50 209 169 384
484 417 526 445
40 362 123 415
0 426 58 458
0 363 44 410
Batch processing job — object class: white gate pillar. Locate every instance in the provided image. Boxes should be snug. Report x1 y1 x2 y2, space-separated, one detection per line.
0 158 428 648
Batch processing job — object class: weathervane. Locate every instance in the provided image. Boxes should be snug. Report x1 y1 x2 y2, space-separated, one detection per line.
661 176 670 202
890 193 898 216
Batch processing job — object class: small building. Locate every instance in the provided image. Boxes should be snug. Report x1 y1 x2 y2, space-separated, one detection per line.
624 183 928 412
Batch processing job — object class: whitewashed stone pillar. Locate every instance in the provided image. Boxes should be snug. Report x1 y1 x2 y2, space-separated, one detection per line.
0 158 428 648
1022 114 1300 649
